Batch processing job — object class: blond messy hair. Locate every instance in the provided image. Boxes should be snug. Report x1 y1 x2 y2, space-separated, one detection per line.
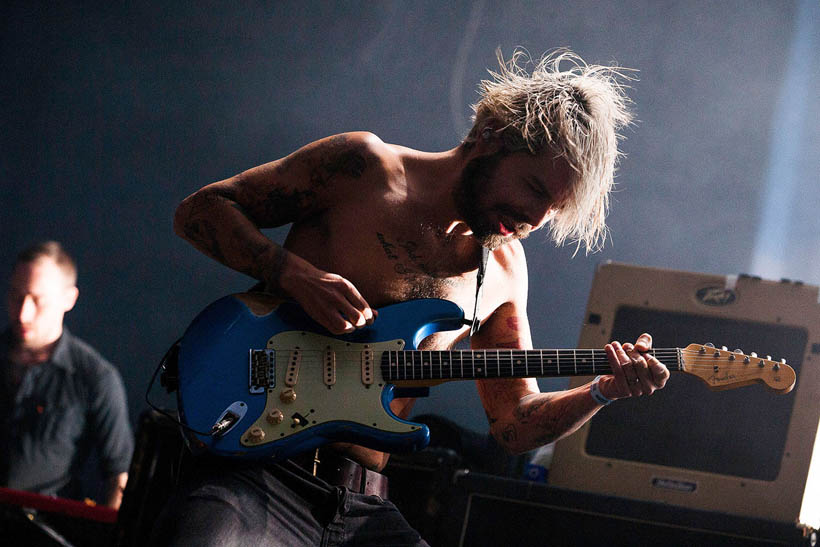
467 48 634 253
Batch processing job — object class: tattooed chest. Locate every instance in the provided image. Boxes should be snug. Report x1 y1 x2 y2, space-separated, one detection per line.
288 221 479 306
370 231 477 302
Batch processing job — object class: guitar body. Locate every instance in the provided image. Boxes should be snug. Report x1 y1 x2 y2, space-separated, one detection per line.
176 293 466 460
176 293 796 461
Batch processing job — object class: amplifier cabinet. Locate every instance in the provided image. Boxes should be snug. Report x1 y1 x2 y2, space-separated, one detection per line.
549 262 820 528
446 472 815 547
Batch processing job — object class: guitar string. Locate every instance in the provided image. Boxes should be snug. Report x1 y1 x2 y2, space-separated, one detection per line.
280 350 785 377
272 349 784 379
277 351 781 367
276 350 781 366
273 349 773 358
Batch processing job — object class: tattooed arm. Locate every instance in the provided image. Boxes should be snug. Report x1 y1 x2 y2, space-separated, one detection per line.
473 242 669 454
174 132 378 334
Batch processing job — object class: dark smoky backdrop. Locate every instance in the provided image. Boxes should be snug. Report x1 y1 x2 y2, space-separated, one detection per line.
2 1 818 433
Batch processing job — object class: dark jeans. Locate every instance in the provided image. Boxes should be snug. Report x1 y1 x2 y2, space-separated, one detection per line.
151 456 429 547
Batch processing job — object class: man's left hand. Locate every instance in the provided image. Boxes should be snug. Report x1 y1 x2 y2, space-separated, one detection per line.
601 333 670 399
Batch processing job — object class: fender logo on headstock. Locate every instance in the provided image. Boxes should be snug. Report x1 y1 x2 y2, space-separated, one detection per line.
682 343 796 394
709 372 737 384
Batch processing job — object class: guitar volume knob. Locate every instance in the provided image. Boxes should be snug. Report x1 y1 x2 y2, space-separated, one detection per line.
280 389 297 403
266 409 284 425
249 427 265 442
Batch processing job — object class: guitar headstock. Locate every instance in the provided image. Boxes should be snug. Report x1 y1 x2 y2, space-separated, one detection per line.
681 343 796 394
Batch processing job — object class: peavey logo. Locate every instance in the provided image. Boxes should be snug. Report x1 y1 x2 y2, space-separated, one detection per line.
652 477 697 493
696 286 737 306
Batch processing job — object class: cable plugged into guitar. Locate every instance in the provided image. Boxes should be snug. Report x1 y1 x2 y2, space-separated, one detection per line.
211 401 248 437
211 412 239 436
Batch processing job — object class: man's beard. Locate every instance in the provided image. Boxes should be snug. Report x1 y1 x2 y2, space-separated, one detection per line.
453 152 530 250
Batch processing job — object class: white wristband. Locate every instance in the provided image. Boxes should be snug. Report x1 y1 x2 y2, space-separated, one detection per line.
590 375 613 406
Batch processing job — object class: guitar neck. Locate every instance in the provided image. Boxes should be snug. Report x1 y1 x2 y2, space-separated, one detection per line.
381 348 684 384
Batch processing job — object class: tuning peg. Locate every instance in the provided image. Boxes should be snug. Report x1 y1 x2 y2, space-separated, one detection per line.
734 349 743 354
704 343 715 348
750 352 758 358
766 355 772 360
721 346 728 351
781 358 787 364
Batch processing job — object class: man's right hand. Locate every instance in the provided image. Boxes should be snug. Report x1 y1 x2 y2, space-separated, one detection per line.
279 253 376 335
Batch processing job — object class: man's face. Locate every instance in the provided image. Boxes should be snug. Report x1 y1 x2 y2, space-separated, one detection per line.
6 257 78 350
454 150 572 249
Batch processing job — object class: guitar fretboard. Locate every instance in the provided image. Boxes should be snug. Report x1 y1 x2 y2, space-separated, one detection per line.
380 348 683 382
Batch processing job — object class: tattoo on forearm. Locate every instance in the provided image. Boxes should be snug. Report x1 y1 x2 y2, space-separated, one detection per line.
266 247 288 289
502 424 518 444
186 190 232 218
230 201 251 218
183 219 227 263
514 399 547 423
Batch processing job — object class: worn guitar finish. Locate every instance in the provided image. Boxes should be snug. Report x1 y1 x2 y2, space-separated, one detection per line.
176 293 796 461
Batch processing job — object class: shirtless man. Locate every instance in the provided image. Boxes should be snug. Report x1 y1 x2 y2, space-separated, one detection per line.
162 51 669 546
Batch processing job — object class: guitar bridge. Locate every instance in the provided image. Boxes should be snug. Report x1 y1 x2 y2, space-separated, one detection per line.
249 349 276 393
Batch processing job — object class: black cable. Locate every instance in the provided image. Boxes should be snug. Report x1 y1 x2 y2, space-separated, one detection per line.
144 340 213 437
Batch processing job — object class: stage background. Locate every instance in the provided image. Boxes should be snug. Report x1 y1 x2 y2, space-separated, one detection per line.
1 0 818 446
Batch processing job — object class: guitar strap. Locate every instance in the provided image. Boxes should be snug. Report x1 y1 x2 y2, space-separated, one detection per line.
469 246 489 337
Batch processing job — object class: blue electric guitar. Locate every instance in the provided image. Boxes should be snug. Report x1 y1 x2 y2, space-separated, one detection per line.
175 292 795 461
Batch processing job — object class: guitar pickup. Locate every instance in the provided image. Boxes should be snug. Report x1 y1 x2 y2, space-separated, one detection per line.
249 349 276 393
361 347 374 386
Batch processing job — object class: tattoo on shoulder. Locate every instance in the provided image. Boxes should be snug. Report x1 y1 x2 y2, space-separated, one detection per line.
310 135 367 186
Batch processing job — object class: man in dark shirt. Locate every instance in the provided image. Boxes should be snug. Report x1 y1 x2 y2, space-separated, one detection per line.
1 241 133 509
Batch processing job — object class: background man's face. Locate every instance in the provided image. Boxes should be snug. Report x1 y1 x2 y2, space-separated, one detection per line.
6 257 78 350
